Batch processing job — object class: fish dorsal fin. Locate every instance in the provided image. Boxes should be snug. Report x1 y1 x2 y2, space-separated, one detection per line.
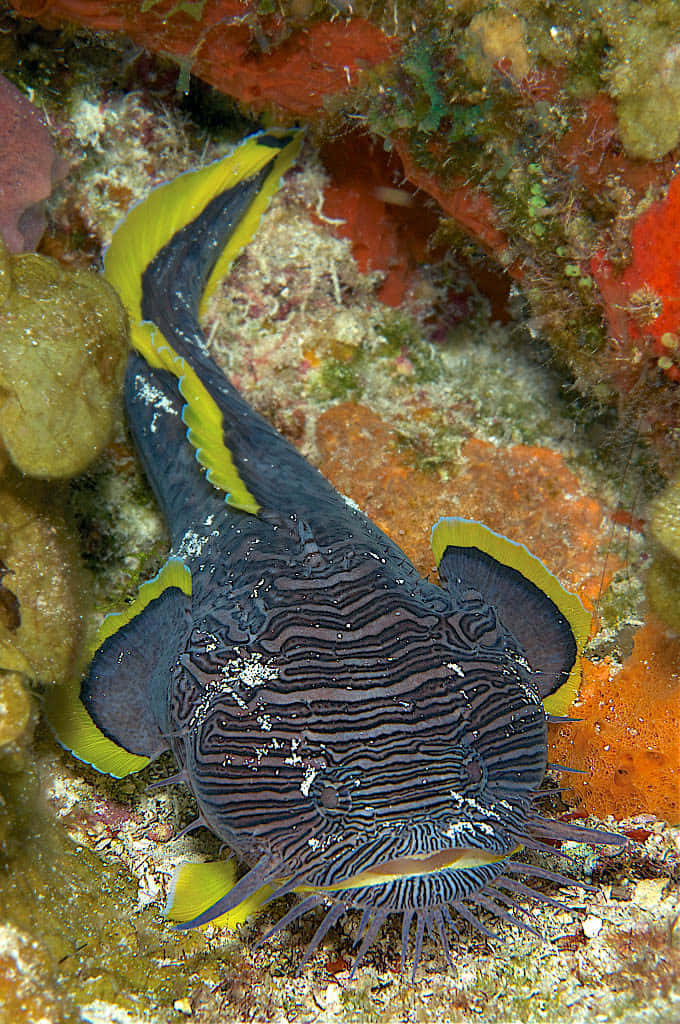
104 131 302 515
46 558 191 777
431 518 591 716
145 328 260 513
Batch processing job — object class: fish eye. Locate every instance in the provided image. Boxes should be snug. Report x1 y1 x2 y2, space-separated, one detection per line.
312 777 352 816
320 784 340 809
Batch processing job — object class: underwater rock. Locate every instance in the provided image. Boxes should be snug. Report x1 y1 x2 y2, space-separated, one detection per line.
0 672 33 752
7 0 395 119
0 73 67 252
647 474 680 632
0 480 89 689
0 237 128 478
315 402 610 600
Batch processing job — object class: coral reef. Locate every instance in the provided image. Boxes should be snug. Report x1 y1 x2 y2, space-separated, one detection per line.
315 402 611 601
0 4 678 1018
0 72 66 252
0 237 128 478
7 0 680 476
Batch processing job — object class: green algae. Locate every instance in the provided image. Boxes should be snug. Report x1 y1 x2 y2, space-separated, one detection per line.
0 759 223 1020
401 36 448 134
0 238 128 479
308 310 444 405
312 359 362 402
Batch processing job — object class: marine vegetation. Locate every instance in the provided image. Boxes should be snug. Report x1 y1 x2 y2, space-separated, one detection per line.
0 236 128 478
49 131 621 980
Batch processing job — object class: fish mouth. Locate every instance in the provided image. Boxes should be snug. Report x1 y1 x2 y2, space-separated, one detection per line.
308 844 519 893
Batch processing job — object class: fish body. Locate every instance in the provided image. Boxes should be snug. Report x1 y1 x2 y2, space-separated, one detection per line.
52 131 619 976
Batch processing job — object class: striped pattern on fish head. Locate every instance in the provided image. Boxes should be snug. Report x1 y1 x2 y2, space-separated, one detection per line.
166 522 567 950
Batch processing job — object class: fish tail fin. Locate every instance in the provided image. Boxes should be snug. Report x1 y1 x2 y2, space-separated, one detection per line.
104 129 302 368
105 129 303 516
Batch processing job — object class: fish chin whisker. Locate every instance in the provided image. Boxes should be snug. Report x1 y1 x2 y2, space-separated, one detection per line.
254 893 325 951
261 869 315 907
352 906 373 949
297 901 348 975
348 907 390 980
432 907 454 970
145 770 188 792
449 900 502 940
492 873 574 910
518 835 574 858
410 911 427 983
469 892 542 938
528 814 625 848
400 908 415 974
256 837 612 979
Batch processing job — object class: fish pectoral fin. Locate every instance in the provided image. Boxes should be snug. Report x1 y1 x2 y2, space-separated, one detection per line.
47 558 191 776
45 678 151 779
165 860 273 930
431 517 592 715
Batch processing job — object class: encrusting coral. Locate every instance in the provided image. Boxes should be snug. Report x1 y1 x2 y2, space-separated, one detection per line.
552 619 680 825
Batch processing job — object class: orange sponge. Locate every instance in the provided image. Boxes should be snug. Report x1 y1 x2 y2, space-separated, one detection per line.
550 619 680 825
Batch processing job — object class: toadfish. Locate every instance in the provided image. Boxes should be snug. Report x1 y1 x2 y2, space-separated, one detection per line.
50 130 620 979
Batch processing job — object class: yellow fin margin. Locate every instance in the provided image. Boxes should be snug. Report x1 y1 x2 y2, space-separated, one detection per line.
148 330 260 513
104 129 302 354
431 518 592 716
45 558 192 779
165 861 273 930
